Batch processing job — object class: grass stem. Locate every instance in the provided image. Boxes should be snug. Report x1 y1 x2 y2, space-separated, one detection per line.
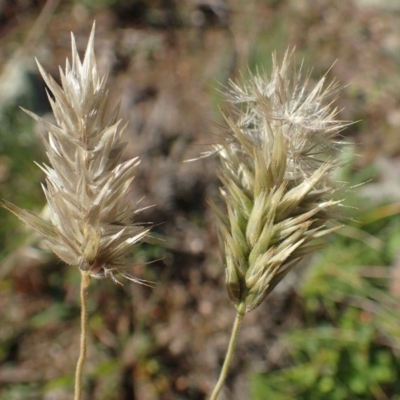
74 271 91 400
209 302 246 400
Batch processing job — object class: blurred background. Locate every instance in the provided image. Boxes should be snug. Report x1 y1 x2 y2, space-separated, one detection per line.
1 0 400 399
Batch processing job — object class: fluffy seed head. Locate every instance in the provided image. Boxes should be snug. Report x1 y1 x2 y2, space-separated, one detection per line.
215 50 347 312
2 24 151 285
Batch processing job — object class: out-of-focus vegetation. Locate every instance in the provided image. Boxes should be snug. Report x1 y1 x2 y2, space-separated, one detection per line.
1 0 400 399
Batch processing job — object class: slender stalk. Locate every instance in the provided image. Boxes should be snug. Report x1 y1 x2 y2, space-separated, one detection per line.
209 302 246 400
74 271 91 400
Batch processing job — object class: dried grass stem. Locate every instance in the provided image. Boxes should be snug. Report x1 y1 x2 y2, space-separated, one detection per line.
74 271 91 400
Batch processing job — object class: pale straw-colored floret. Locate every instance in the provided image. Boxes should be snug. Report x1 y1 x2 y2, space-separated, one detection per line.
227 51 344 180
215 50 347 312
2 24 150 285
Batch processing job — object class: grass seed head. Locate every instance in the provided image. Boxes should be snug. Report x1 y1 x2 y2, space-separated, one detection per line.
2 24 151 285
217 50 347 312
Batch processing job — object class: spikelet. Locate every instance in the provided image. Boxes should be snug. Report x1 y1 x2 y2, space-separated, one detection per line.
216 50 347 312
2 24 150 285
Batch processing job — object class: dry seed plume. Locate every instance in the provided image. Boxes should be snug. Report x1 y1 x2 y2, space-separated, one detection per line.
215 51 346 313
2 24 150 285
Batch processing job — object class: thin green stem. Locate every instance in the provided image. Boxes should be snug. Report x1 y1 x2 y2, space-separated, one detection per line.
209 302 246 400
74 271 91 400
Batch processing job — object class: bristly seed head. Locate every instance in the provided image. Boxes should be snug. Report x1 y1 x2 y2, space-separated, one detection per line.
215 50 347 312
2 23 152 286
